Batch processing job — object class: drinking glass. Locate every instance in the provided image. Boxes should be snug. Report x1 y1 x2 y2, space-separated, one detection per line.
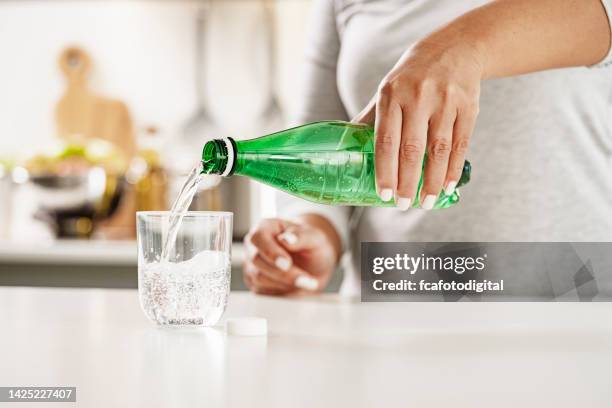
137 211 233 326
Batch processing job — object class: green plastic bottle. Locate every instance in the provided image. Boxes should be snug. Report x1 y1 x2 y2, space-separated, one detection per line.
201 121 471 209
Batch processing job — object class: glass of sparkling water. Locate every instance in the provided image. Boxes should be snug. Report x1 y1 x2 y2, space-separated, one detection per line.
137 211 233 327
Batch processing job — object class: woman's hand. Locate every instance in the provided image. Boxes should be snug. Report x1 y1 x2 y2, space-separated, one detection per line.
353 35 484 210
353 0 612 211
243 215 340 296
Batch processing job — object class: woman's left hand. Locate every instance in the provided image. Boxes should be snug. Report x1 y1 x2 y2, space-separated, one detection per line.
353 35 484 210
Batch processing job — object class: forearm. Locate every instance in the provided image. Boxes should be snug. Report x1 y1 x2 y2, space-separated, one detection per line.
423 0 612 79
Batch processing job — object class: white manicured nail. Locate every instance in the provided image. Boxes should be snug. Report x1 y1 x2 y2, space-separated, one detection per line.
397 197 412 211
275 257 291 271
295 275 319 291
445 181 457 196
279 231 298 245
379 188 393 202
421 195 436 210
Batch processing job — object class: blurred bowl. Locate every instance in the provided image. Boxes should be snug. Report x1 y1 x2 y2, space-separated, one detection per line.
29 167 125 238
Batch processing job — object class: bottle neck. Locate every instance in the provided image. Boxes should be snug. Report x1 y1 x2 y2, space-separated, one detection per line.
201 137 236 176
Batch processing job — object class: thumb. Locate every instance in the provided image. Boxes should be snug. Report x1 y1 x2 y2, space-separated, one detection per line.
351 94 376 125
276 224 322 253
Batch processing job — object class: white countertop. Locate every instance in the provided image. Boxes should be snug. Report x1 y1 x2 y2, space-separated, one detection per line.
0 240 245 266
1 287 611 407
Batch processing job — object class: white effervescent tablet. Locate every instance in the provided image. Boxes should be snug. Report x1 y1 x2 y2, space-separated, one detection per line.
226 317 268 336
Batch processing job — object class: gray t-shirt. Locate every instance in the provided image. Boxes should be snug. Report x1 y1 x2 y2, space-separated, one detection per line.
279 0 612 295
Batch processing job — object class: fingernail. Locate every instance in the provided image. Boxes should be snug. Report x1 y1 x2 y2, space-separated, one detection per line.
275 257 291 271
379 188 393 202
421 194 436 210
397 197 412 211
295 275 319 291
279 231 298 245
445 181 457 196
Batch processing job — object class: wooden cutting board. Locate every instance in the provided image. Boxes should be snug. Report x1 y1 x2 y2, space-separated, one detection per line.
55 46 136 157
55 46 137 238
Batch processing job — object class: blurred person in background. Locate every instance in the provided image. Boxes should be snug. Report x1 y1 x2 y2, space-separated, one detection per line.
243 0 612 296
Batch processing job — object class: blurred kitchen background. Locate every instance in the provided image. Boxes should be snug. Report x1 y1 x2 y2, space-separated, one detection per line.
0 0 344 290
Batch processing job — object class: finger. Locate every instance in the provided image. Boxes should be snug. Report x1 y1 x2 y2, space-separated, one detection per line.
352 94 376 124
374 83 403 201
395 107 428 210
243 267 285 295
254 254 320 291
276 225 322 253
243 261 293 293
251 254 299 287
253 287 287 296
419 108 455 209
245 224 293 272
248 274 288 296
243 266 254 289
445 107 477 195
243 267 259 292
252 274 292 293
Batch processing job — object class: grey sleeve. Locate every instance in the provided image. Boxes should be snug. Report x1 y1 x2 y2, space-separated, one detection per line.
290 0 349 124
276 0 351 249
590 0 612 67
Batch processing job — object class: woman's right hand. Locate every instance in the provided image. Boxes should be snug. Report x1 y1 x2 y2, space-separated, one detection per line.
243 216 341 296
352 34 483 210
